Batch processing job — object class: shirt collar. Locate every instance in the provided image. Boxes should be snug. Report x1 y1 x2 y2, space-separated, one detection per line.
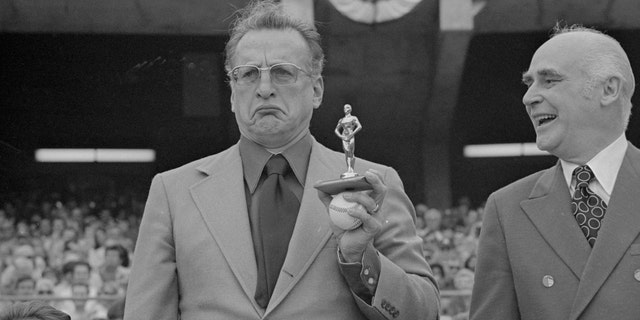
239 132 312 194
561 133 627 193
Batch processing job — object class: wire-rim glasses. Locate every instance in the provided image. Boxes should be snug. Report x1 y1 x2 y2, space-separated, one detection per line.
228 62 312 86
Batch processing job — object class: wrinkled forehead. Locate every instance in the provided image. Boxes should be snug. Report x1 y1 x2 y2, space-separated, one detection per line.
234 29 311 66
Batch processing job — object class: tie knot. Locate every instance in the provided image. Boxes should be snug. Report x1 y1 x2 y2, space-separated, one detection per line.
265 154 290 176
573 165 594 189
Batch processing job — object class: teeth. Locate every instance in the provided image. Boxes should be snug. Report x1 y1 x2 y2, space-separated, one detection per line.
536 115 556 126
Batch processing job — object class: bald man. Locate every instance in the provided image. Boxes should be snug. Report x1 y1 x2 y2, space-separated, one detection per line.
470 26 640 320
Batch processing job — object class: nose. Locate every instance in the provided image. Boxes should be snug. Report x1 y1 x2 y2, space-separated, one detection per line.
256 70 275 98
522 85 542 108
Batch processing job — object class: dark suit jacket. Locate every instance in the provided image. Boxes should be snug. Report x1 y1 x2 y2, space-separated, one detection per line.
470 142 640 320
123 137 439 320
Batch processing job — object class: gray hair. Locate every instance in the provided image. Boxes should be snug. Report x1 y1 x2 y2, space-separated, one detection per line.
224 0 324 77
552 24 635 128
0 301 71 320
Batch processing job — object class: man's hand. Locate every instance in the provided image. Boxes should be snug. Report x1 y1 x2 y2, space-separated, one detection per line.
318 169 387 262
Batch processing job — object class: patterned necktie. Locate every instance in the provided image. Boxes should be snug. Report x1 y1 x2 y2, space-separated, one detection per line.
571 165 607 247
254 154 300 308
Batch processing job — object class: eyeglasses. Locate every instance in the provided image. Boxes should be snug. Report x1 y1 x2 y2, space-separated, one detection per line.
228 63 312 86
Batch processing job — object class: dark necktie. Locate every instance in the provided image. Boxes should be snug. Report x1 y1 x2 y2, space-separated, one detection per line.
254 154 300 308
571 165 607 247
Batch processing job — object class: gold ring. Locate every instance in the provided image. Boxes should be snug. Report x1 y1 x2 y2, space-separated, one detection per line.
371 203 380 213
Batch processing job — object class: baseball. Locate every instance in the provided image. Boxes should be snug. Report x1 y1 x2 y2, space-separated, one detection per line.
328 192 365 230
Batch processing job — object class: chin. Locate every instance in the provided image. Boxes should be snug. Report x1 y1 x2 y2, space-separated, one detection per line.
535 137 553 153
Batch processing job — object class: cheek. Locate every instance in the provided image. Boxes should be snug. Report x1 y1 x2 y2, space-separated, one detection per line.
231 89 253 110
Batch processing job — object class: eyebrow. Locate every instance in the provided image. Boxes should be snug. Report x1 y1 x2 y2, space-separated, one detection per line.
521 68 563 84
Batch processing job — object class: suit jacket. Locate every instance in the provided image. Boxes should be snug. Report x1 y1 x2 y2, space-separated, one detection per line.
470 142 640 320
123 138 439 320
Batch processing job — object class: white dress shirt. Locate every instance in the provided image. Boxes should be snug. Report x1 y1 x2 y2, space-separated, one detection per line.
561 133 628 204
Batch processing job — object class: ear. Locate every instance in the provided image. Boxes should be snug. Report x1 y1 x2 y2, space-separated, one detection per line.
601 76 622 106
312 76 324 109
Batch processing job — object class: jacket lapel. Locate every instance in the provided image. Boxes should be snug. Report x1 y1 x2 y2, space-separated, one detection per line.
189 146 262 315
570 143 640 319
520 162 591 279
265 140 338 314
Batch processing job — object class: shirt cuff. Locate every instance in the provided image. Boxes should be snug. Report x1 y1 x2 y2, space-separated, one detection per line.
337 243 381 303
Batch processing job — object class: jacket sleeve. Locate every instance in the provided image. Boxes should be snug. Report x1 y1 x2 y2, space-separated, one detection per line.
469 194 520 320
124 174 180 320
354 167 441 320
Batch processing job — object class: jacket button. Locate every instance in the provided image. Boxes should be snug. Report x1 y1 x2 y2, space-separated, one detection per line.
542 275 554 288
634 269 640 282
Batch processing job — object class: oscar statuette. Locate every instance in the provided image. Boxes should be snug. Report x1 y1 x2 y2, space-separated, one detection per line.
313 104 373 195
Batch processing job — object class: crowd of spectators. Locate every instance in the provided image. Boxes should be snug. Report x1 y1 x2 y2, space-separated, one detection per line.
0 180 144 319
0 179 482 320
414 196 484 320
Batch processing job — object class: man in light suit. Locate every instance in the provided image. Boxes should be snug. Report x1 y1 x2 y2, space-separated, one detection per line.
123 1 439 319
470 25 640 320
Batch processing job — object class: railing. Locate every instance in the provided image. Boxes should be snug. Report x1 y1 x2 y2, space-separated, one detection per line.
0 295 124 302
1 291 472 317
440 290 472 297
0 291 471 301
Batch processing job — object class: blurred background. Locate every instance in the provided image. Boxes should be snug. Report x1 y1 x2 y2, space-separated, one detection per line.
2 0 640 318
3 0 640 208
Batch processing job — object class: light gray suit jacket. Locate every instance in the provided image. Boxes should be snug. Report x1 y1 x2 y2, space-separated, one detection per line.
124 138 439 320
470 142 640 320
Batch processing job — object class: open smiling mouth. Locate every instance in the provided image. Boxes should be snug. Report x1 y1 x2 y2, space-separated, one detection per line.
536 115 557 126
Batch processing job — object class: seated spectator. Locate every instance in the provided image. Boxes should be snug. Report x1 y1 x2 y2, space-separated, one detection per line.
45 218 67 269
36 278 56 296
1 245 36 295
99 280 121 298
453 268 474 291
444 268 475 320
60 227 87 263
87 227 107 270
458 208 482 240
40 267 60 287
421 208 447 248
430 262 448 290
14 275 37 301
0 301 71 320
422 242 439 263
37 218 52 240
98 245 130 295
36 278 57 305
104 226 133 255
57 282 107 320
453 231 477 264
53 261 100 298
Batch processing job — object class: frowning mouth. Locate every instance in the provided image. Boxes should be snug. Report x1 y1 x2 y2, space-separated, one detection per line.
253 105 282 117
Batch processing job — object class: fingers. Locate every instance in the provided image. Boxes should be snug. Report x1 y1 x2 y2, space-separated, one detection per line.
342 192 378 214
341 193 381 234
363 169 386 208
